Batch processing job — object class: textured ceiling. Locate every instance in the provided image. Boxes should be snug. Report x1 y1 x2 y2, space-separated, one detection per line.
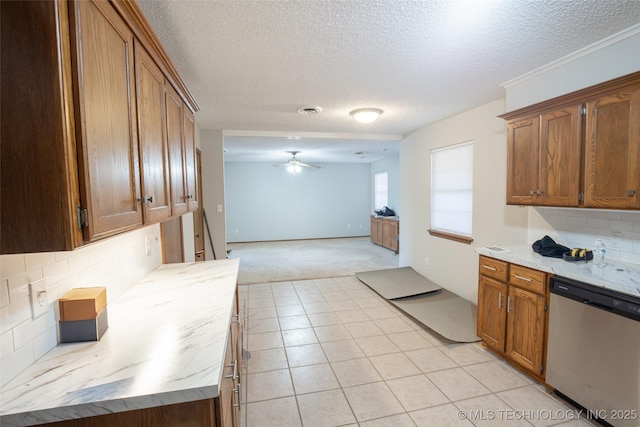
137 0 640 162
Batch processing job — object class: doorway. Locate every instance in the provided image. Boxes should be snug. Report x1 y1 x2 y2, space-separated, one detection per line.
194 149 205 261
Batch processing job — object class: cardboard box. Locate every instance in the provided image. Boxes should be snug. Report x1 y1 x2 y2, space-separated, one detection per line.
60 307 109 343
59 287 107 321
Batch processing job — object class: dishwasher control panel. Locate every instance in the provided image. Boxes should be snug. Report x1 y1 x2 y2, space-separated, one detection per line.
550 276 640 322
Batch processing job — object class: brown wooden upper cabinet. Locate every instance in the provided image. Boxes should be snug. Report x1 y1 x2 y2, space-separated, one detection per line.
135 42 172 224
584 87 640 209
0 0 199 254
501 71 640 210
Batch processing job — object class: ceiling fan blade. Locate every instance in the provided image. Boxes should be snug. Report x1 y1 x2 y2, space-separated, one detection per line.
298 162 321 168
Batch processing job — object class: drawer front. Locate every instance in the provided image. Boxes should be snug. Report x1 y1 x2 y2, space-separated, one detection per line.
509 264 546 295
479 256 508 281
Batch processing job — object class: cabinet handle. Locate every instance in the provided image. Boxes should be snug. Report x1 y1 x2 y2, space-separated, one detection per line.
507 296 512 313
194 233 200 238
498 292 503 309
225 359 238 380
514 274 532 282
233 382 241 408
629 190 637 196
536 190 543 195
147 195 154 203
482 265 497 271
530 190 535 195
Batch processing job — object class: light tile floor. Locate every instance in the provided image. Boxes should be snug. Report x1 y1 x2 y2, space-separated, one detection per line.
239 277 598 427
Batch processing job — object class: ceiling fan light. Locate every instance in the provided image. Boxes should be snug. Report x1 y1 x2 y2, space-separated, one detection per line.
287 164 301 174
349 108 383 123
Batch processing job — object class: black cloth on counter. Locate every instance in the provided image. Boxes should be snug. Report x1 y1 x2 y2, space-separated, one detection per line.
532 235 570 258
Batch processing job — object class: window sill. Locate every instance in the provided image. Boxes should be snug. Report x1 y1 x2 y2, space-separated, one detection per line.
428 229 473 245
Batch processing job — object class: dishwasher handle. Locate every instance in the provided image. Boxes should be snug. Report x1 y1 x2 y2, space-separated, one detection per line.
583 299 614 312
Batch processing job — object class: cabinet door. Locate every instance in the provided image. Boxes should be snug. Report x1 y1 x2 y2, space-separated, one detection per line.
135 43 171 223
1 0 83 253
584 88 640 208
72 0 143 240
388 221 399 253
506 117 540 205
505 286 546 376
183 108 199 211
166 84 188 216
370 217 380 245
477 276 507 352
539 106 582 207
382 220 392 248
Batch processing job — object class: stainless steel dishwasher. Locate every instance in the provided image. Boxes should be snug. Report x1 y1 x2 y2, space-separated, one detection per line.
546 275 640 427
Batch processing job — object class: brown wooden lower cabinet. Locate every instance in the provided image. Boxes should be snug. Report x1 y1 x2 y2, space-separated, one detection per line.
477 255 549 380
42 399 217 427
370 216 399 253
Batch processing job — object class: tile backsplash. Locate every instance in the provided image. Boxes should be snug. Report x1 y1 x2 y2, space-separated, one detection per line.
0 225 162 386
528 207 640 264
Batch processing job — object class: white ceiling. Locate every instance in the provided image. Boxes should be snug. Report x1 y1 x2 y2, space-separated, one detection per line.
137 0 640 163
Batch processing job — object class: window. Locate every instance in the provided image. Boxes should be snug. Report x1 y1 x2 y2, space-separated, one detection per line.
374 172 388 210
429 141 474 244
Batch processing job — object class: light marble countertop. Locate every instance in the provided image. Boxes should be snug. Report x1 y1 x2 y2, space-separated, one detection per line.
476 245 640 299
0 258 240 427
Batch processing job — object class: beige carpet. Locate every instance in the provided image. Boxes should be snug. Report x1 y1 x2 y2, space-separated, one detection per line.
228 237 399 285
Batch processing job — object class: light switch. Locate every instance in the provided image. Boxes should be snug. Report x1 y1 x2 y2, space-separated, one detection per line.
216 204 223 213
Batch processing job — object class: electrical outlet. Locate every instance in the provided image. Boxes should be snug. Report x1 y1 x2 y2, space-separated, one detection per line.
29 278 48 319
216 204 223 213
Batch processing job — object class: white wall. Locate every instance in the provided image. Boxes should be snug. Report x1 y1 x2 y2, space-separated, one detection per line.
200 130 228 260
370 156 400 215
504 27 640 111
399 99 529 303
0 225 162 386
225 162 371 242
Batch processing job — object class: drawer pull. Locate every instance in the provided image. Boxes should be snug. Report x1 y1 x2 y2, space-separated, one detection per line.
514 274 532 282
507 296 512 313
498 292 503 309
483 265 497 271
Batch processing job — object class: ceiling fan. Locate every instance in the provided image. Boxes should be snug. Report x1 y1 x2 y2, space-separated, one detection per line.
277 151 320 174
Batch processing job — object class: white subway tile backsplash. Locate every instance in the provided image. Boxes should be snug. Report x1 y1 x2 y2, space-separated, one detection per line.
531 208 640 265
68 252 89 275
43 260 70 285
32 326 57 361
609 220 634 232
1 255 25 281
24 252 56 273
1 330 14 359
0 343 34 386
4 296 32 333
0 224 162 386
13 310 50 349
566 216 587 227
586 217 609 230
1 280 9 308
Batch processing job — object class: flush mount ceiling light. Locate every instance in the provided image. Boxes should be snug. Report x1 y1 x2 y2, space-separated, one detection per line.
349 108 383 123
297 106 322 115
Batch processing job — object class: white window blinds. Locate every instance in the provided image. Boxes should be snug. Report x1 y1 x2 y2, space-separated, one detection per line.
430 141 474 238
374 172 388 210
